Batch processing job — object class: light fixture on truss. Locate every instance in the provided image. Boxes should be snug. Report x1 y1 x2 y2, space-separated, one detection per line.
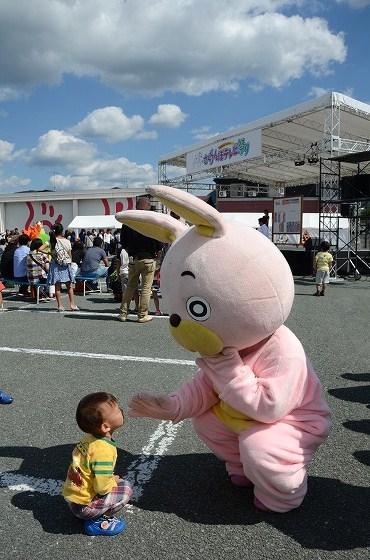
294 155 305 166
307 142 319 165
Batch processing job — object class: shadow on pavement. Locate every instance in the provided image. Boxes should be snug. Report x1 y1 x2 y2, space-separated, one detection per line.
342 373 370 382
0 443 135 536
135 453 370 551
328 385 370 405
353 450 370 467
1 445 369 552
343 420 370 435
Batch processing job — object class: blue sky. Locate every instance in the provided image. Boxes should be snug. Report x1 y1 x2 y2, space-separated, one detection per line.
0 0 369 193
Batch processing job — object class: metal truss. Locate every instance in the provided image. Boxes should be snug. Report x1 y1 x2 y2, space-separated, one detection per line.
319 157 370 278
319 158 341 277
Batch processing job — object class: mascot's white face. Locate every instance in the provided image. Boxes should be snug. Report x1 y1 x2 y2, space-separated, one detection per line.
116 186 294 356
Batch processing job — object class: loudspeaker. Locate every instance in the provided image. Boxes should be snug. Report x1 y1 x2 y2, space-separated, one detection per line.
341 174 370 200
285 184 317 197
340 203 354 218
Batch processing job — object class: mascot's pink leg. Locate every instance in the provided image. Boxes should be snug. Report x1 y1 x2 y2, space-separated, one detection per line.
239 421 324 512
192 410 246 479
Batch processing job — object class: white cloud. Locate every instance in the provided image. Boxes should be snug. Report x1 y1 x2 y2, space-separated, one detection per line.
309 85 354 98
149 105 187 128
308 86 329 98
71 106 145 143
0 174 31 189
49 157 156 190
136 130 158 140
0 1 346 97
28 130 97 167
0 139 15 164
192 126 219 141
336 0 370 7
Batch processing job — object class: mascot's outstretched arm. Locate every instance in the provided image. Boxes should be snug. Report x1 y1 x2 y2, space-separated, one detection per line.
129 370 218 422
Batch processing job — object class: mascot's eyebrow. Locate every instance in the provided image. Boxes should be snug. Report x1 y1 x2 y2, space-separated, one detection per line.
181 271 196 279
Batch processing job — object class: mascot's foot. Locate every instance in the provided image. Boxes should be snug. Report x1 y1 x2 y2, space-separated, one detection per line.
253 497 271 512
230 474 252 487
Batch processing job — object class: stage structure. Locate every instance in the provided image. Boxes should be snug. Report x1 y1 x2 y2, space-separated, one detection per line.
158 92 370 276
159 92 370 192
319 152 370 277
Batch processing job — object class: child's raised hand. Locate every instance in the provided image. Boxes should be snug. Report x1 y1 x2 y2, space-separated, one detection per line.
128 392 177 420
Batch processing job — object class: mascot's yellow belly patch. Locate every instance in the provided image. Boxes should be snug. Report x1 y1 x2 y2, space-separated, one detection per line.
212 400 257 433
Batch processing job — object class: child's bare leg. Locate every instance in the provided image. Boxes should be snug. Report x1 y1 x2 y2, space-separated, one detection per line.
153 291 160 312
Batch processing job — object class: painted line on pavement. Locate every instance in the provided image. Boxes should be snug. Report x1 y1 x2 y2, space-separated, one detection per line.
0 420 184 514
16 308 169 318
0 346 194 366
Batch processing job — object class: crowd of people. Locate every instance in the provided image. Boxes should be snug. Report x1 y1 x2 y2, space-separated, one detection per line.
0 199 165 317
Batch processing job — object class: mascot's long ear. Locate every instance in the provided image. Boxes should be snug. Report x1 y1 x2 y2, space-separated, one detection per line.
115 210 187 243
146 185 226 238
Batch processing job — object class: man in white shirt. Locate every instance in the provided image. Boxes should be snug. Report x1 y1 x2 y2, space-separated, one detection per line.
258 218 271 240
103 229 113 255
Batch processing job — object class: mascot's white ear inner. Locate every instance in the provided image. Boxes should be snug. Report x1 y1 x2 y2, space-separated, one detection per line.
147 185 226 239
115 209 187 243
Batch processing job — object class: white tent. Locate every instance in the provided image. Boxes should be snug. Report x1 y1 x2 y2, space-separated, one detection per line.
68 215 122 230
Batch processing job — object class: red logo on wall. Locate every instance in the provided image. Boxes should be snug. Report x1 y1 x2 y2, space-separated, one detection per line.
101 198 134 215
25 202 63 230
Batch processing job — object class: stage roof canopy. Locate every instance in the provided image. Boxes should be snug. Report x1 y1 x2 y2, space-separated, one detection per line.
159 92 370 187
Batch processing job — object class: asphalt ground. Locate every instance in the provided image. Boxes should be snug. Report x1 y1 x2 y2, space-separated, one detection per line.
0 277 369 560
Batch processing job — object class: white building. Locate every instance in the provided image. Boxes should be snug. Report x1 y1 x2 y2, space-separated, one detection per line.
0 188 146 232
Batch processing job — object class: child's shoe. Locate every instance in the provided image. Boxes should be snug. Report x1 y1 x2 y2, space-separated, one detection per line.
84 515 126 536
0 390 13 405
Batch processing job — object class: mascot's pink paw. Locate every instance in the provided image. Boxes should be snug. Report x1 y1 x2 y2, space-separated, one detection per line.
230 474 252 487
128 392 178 421
253 496 271 512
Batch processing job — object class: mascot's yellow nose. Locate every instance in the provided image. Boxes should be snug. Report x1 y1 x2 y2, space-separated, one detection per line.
169 314 223 356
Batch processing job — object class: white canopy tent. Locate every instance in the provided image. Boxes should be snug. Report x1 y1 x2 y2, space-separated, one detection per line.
159 92 370 188
68 215 122 230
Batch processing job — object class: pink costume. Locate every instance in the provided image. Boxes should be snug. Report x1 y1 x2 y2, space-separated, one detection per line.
116 185 331 513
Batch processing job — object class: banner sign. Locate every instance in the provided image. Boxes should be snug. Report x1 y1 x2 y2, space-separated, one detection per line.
272 197 303 245
186 129 262 174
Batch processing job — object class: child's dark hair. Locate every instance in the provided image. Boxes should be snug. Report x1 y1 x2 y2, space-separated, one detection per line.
93 236 103 248
76 392 118 434
319 241 331 251
49 223 64 250
30 238 44 251
18 234 30 246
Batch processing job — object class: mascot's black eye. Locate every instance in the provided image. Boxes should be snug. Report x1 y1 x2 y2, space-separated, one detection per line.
186 296 211 322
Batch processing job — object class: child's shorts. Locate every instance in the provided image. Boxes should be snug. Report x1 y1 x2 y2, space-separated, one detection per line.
315 270 330 285
66 479 133 520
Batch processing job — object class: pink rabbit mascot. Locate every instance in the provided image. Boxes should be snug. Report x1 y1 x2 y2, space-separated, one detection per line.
116 186 331 513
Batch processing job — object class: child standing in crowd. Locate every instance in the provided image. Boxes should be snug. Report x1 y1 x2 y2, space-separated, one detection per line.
63 392 132 536
48 223 78 311
151 262 162 316
314 241 334 296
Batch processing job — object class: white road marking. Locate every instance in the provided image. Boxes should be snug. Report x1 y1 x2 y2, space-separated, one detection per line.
0 346 194 366
0 420 183 513
17 308 169 318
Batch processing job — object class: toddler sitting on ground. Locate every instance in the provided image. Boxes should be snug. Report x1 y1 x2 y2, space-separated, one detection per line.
62 392 132 536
